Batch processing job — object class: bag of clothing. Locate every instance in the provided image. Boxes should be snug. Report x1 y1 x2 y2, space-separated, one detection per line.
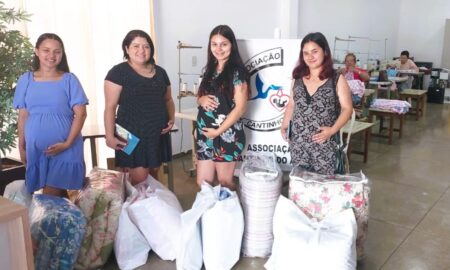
74 168 125 270
177 183 217 270
202 185 244 270
114 178 151 270
265 196 357 270
127 175 183 261
3 180 31 207
30 194 86 270
289 167 370 260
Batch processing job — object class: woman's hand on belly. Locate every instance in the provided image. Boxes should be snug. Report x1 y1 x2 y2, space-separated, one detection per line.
202 127 220 140
312 126 334 144
44 141 70 156
198 95 218 111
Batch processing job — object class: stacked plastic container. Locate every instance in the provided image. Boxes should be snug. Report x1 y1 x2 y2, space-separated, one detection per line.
239 151 282 257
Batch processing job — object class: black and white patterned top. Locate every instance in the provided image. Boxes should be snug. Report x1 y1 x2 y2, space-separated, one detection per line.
289 72 340 174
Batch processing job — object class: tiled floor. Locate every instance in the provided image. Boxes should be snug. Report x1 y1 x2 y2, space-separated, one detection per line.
105 102 450 270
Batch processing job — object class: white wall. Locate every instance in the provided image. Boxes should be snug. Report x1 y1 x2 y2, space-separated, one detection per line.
4 0 152 170
153 0 299 154
298 0 450 67
298 0 401 64
6 0 447 161
396 0 450 67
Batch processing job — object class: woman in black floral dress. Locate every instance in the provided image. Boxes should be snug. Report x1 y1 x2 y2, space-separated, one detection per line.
196 25 249 190
281 32 352 175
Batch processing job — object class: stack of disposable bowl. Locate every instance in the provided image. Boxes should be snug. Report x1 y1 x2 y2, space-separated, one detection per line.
239 151 282 257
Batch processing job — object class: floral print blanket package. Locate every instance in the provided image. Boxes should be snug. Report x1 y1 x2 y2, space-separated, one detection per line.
30 194 86 270
288 167 370 260
74 168 125 269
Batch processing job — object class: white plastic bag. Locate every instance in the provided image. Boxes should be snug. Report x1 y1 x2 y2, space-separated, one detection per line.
127 175 183 261
176 183 217 270
3 180 31 207
289 167 370 260
265 196 357 270
114 179 151 270
202 186 244 270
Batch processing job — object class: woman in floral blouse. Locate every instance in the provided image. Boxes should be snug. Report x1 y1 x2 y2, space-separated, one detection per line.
195 25 250 190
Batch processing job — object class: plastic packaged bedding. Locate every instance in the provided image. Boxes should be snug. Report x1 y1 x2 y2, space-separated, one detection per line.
74 168 125 269
30 194 86 270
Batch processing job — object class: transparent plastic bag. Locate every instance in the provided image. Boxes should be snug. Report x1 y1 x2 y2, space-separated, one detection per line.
75 168 125 269
29 194 86 270
289 167 370 260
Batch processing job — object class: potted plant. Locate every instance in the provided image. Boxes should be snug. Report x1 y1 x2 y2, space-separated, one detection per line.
0 1 34 194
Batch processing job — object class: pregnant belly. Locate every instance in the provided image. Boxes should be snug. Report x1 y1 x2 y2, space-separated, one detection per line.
25 114 73 150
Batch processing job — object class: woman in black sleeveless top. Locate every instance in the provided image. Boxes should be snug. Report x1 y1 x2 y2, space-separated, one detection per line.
281 32 352 175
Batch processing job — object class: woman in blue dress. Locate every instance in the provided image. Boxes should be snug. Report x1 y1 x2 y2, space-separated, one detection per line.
13 33 88 196
196 25 249 190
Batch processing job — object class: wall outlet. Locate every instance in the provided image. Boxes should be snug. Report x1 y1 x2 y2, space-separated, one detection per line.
192 56 197 67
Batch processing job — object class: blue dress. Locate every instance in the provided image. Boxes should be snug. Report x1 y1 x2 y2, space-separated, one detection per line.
13 71 88 193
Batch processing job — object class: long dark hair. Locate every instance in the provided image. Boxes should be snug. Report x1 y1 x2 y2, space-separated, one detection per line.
292 32 333 80
122 29 155 65
32 33 70 72
198 25 249 99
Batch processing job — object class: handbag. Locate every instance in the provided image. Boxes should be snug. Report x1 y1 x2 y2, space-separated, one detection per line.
332 71 355 174
334 109 355 174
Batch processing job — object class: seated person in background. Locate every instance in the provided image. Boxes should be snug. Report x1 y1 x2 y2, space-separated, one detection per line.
398 50 419 72
397 50 419 89
339 53 370 82
339 53 368 106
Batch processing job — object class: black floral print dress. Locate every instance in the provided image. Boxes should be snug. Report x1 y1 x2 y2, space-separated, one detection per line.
290 72 340 174
196 70 246 162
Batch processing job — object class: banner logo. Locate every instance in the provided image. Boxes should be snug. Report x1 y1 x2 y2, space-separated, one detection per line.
245 47 283 76
242 47 288 132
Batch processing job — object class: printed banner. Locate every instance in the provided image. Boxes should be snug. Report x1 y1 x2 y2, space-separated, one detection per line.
237 39 301 166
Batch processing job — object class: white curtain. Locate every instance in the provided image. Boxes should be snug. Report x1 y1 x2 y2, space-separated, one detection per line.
6 0 155 170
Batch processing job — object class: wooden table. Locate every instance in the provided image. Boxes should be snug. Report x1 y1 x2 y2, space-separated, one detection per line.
399 89 428 120
356 89 376 117
388 76 408 83
369 108 405 144
82 125 105 168
342 121 375 163
397 71 424 89
369 81 393 99
175 107 198 176
0 197 34 270
361 89 375 106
